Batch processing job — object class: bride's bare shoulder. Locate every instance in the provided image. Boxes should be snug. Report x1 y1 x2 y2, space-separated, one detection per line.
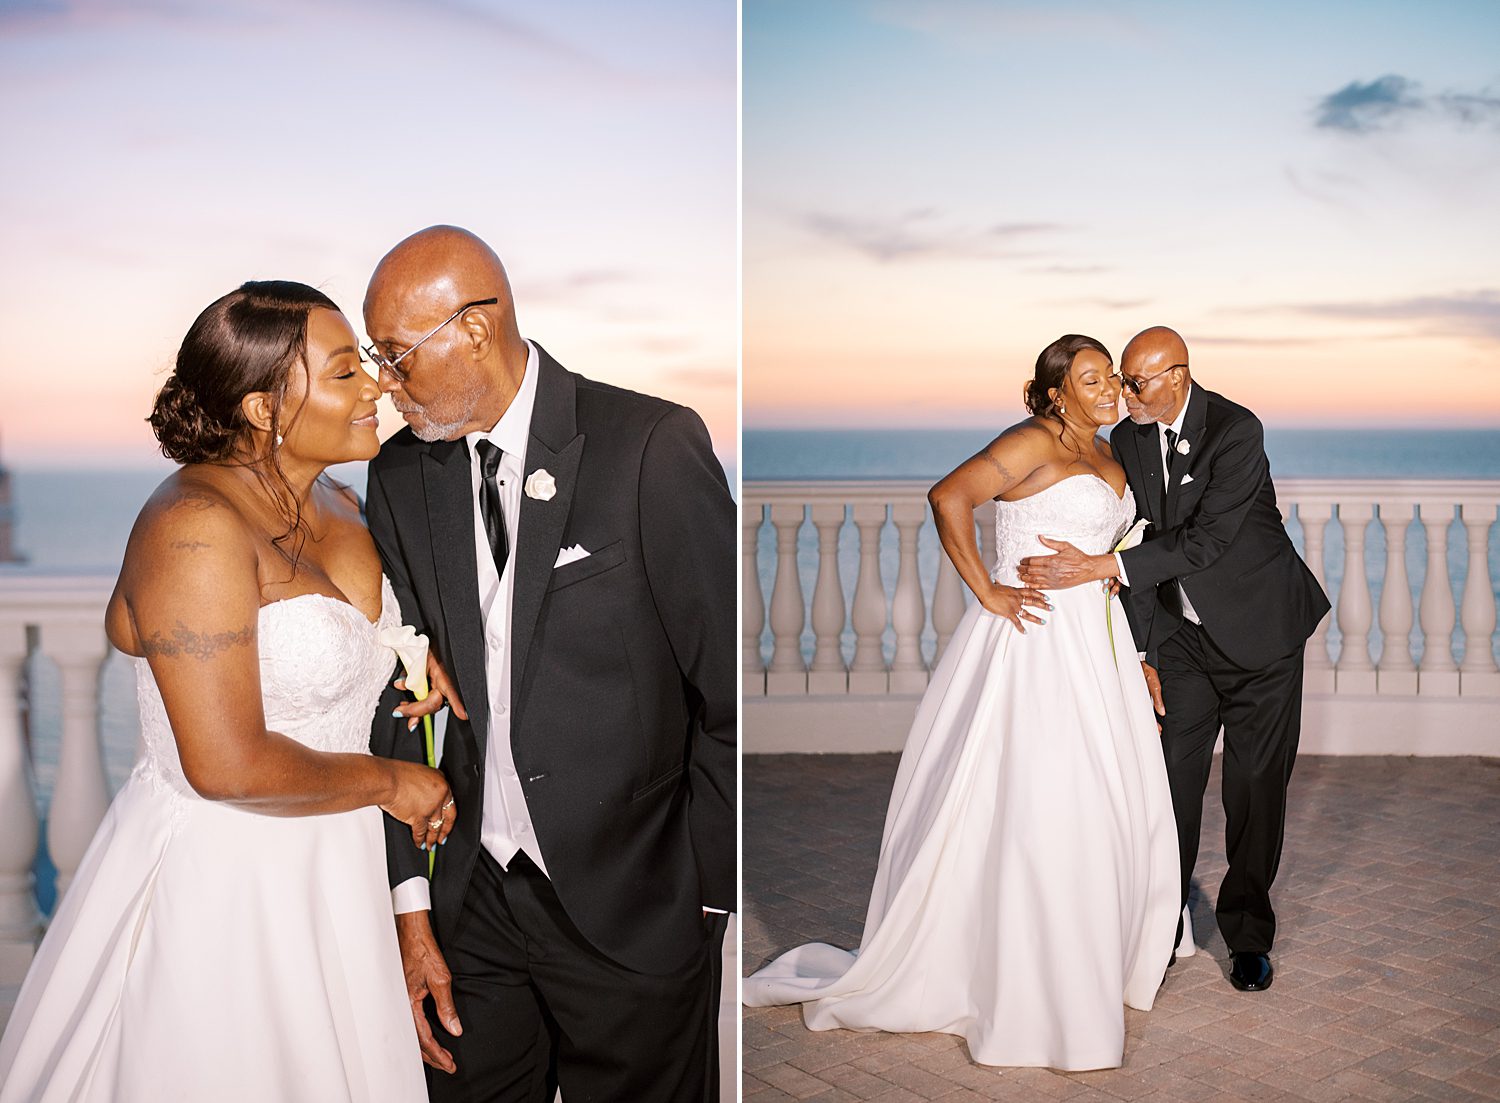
108 469 259 653
983 417 1060 464
121 470 258 586
134 470 248 537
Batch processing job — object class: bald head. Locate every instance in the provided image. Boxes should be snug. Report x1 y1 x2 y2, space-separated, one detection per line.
364 225 527 441
1121 326 1192 426
1122 326 1189 375
365 225 518 336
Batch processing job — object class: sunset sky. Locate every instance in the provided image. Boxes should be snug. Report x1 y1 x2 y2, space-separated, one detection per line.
0 0 736 467
745 0 1500 428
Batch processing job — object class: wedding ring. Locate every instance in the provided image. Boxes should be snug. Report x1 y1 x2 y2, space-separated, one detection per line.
427 818 443 829
442 799 455 811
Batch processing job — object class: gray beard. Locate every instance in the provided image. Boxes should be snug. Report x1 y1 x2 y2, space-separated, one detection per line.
396 378 486 442
408 409 471 442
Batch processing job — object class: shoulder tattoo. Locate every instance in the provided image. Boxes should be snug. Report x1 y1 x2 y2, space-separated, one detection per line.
141 621 253 661
162 489 221 513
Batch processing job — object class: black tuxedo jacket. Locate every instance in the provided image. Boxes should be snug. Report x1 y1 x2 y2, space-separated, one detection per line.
1111 386 1329 670
365 345 736 975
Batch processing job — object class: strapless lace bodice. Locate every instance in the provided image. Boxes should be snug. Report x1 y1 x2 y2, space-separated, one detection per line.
991 475 1137 587
133 577 403 798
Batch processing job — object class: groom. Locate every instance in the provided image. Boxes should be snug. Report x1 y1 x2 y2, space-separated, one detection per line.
1020 326 1328 993
363 226 736 1100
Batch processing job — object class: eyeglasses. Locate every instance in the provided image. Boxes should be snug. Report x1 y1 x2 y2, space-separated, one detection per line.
363 297 499 384
1120 363 1186 397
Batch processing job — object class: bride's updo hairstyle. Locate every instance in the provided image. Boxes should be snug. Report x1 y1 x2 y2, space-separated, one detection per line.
149 281 339 464
1024 334 1112 422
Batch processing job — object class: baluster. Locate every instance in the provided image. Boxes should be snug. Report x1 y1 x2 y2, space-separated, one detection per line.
1417 503 1459 696
45 623 112 902
932 537 967 664
1334 502 1376 693
741 504 767 695
1376 501 1417 694
849 503 889 694
889 501 929 693
766 503 808 695
0 619 39 977
808 504 849 694
1298 502 1335 693
1459 502 1500 694
978 501 997 570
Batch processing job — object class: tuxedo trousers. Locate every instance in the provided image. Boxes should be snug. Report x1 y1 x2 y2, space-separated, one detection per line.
1157 621 1304 954
426 849 723 1103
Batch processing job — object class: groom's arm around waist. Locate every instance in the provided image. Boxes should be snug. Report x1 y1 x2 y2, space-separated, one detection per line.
365 459 434 896
1118 410 1269 593
638 404 737 913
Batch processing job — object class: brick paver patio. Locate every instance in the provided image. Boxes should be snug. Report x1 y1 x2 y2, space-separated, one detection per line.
743 754 1500 1102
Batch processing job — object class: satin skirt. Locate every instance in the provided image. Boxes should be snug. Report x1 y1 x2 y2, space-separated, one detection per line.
0 773 425 1102
745 583 1180 1071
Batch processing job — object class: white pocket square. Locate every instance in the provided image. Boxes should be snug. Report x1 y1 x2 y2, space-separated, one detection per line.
1180 473 1194 485
554 544 590 568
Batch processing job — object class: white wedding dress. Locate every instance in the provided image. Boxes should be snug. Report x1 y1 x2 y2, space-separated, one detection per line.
0 578 425 1102
745 475 1180 1071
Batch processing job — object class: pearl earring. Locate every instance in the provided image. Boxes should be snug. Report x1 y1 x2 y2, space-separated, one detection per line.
275 434 284 447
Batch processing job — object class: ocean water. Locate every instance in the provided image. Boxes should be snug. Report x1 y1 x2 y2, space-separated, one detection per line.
744 428 1500 482
744 428 1500 672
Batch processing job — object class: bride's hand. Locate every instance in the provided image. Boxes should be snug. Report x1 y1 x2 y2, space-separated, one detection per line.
980 583 1051 633
381 761 456 851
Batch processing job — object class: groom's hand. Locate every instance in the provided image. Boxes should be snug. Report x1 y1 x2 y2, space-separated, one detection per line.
394 654 469 732
1141 662 1166 722
1017 537 1115 590
396 909 461 1073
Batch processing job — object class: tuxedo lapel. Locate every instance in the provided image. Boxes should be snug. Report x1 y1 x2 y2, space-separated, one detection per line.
1133 420 1165 523
1165 386 1209 529
421 439 490 746
510 347 585 697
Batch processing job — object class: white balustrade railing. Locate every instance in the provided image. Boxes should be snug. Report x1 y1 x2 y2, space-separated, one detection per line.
0 574 116 976
744 479 1500 700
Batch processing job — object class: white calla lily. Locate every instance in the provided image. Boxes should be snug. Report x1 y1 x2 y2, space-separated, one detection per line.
379 623 430 701
1113 517 1151 553
1106 518 1151 667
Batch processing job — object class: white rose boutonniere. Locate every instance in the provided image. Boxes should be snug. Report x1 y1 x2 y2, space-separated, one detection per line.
525 468 557 501
1176 437 1191 456
1106 518 1151 666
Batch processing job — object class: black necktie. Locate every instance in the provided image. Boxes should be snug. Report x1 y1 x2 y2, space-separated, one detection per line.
1164 428 1181 498
1158 428 1186 617
475 440 510 580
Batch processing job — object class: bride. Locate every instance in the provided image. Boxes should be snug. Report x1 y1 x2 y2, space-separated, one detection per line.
744 335 1180 1071
0 282 455 1100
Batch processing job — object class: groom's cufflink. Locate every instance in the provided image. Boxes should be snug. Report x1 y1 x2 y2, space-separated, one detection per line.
553 544 591 568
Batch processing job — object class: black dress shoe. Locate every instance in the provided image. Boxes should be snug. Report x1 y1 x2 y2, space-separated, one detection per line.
1228 951 1273 991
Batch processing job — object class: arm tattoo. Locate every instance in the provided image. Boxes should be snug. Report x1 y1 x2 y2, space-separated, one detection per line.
170 540 212 551
141 621 253 661
979 448 1014 483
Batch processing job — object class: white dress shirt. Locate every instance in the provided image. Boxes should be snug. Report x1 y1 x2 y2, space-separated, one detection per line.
1115 385 1201 659
393 341 545 915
